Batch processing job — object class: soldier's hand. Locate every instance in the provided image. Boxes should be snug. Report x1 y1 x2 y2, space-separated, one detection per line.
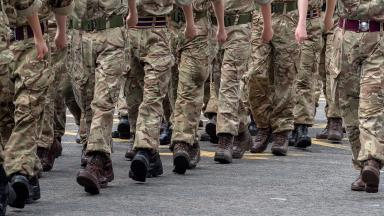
55 32 67 50
216 28 227 44
34 38 48 60
261 27 273 43
126 10 138 27
184 24 197 39
295 24 307 44
324 17 333 32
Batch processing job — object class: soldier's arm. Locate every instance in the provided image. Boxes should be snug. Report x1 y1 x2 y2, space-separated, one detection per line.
295 0 308 43
26 14 48 60
324 0 336 31
259 2 273 43
50 0 73 49
181 4 198 39
211 0 227 44
126 0 138 27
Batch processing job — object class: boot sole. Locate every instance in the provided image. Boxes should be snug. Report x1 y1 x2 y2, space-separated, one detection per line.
173 152 190 175
232 150 245 159
271 148 287 156
130 156 148 182
214 152 232 164
125 152 135 161
76 173 100 195
327 134 342 142
351 185 365 191
362 168 380 193
10 181 29 209
295 137 311 148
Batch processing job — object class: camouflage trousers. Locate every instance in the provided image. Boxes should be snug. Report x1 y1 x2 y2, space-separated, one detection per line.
213 24 251 136
248 12 299 133
69 27 126 154
0 34 14 164
37 37 68 149
293 17 323 125
171 20 210 145
117 81 129 118
3 37 54 177
125 27 174 151
334 28 384 169
317 28 341 119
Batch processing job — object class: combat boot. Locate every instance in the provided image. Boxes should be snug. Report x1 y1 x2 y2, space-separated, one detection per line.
189 142 201 169
294 124 311 148
125 138 136 161
199 120 204 128
103 156 114 184
54 137 63 158
37 146 55 172
327 118 343 142
75 128 81 144
129 149 163 182
9 174 30 209
80 145 87 167
362 159 381 193
248 115 258 136
271 131 290 156
26 176 40 204
205 115 218 144
117 116 131 139
250 128 271 153
200 132 211 142
233 130 251 159
0 166 14 215
316 120 329 139
76 152 109 194
214 133 234 164
172 142 191 174
288 127 297 147
159 123 172 145
351 171 365 191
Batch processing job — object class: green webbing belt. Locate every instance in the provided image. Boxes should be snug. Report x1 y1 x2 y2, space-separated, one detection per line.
69 15 124 31
210 13 252 27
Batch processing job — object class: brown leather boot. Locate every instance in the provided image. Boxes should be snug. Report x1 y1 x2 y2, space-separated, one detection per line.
362 159 381 193
76 152 109 194
316 120 329 139
214 133 234 164
103 155 114 184
250 128 271 153
351 172 365 191
172 142 192 175
125 139 136 161
189 142 201 169
37 147 55 172
327 118 343 142
271 131 290 156
233 130 251 159
80 146 87 168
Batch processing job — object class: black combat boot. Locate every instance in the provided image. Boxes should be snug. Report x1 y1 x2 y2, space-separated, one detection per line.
9 174 30 209
117 116 131 139
205 115 218 144
159 122 172 145
294 124 311 148
129 149 163 182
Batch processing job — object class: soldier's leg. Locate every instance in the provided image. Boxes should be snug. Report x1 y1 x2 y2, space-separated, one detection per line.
113 81 131 139
171 34 209 173
293 17 323 148
214 25 252 163
123 56 144 160
4 39 52 179
248 13 273 154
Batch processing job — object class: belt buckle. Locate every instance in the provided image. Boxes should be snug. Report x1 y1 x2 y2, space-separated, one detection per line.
359 20 370 32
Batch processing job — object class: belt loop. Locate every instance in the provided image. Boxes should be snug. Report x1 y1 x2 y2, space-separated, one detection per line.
283 3 287 14
152 17 156 28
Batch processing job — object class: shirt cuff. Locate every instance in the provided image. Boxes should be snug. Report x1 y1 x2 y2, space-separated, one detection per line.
17 0 42 18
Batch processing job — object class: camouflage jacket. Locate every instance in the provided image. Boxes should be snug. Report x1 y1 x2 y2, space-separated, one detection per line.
137 0 174 16
225 0 272 14
2 0 73 27
308 0 323 9
338 0 384 21
72 0 127 20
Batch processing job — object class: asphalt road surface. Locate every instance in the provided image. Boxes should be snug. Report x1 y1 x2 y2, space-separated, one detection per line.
7 98 384 216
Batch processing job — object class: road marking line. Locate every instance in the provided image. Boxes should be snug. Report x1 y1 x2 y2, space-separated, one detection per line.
312 139 349 150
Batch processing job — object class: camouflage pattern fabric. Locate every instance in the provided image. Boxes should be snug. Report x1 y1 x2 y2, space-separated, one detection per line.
248 9 299 133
